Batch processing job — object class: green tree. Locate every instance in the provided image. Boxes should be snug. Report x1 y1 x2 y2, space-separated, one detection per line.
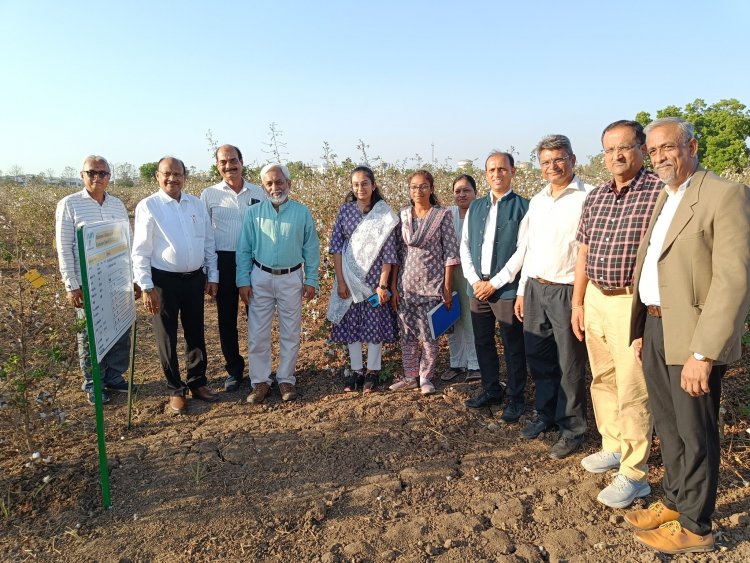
636 98 750 173
139 162 158 183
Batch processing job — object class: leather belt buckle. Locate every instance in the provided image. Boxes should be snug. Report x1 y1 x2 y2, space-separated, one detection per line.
646 305 662 318
593 283 633 296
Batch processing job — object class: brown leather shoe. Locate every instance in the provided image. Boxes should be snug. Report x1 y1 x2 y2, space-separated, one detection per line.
279 383 297 402
169 395 187 414
625 501 680 530
247 382 270 404
634 521 714 554
191 386 218 402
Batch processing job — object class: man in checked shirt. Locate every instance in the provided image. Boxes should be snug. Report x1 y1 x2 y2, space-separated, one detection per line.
571 120 662 509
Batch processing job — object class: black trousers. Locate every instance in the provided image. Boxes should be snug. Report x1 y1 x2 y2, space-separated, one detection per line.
215 251 246 379
152 268 208 396
470 296 527 403
523 279 588 437
642 314 724 536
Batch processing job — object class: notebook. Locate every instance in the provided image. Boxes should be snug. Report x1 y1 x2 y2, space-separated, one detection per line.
428 291 461 339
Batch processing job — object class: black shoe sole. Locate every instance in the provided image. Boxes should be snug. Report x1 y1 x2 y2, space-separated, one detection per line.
465 399 504 409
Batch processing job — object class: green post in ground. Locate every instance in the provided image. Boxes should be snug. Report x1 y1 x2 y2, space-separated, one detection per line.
76 228 112 509
127 320 137 430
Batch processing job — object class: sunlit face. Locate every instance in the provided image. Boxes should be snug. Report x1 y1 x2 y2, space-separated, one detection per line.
351 171 375 205
80 159 111 195
539 148 575 187
262 168 290 205
409 174 433 205
216 146 243 184
452 179 476 211
156 158 185 199
485 154 516 197
646 123 698 188
602 126 645 180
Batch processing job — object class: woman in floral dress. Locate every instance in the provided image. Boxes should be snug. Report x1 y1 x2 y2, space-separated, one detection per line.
328 166 399 392
389 169 460 395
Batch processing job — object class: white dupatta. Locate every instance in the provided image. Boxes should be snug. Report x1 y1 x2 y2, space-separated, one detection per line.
326 200 399 324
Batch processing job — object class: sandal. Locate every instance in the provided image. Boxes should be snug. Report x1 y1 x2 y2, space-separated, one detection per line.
363 370 378 393
343 369 364 393
389 377 418 391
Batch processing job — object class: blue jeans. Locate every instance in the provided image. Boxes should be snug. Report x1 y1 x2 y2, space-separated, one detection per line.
76 308 131 391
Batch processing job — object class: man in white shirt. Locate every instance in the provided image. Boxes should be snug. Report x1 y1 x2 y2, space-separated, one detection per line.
55 155 135 406
513 135 592 458
201 145 266 392
132 157 219 414
460 151 529 423
627 118 750 555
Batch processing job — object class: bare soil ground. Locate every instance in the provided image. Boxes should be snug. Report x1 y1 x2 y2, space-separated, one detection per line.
2 291 749 563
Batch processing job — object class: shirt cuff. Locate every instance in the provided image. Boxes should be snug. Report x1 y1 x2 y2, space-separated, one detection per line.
490 269 509 290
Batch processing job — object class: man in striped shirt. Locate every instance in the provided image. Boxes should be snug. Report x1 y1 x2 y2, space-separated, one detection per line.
55 155 135 406
571 120 661 508
201 145 266 393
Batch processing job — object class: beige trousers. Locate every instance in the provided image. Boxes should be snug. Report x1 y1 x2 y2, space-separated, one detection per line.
584 283 653 481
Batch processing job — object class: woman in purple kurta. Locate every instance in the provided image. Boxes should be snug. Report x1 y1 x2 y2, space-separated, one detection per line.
329 166 399 392
389 170 460 395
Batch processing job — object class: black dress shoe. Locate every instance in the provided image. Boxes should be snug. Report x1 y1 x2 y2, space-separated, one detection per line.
224 375 243 392
465 391 504 409
520 418 556 439
500 401 525 423
549 434 584 459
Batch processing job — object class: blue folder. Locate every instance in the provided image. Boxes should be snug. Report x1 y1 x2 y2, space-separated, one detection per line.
428 291 461 339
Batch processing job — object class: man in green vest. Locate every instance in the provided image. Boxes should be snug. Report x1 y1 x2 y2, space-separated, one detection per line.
459 151 530 423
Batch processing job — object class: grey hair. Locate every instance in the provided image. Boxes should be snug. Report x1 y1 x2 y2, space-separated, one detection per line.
644 117 695 143
260 163 290 181
81 155 111 173
485 150 515 169
535 134 573 157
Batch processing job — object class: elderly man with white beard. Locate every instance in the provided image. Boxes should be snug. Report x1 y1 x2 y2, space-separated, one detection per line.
236 163 320 405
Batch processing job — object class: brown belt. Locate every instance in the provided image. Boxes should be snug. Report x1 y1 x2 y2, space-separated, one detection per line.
647 305 662 318
592 282 633 296
535 277 569 286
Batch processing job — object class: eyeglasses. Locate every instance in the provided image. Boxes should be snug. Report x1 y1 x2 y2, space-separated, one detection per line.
647 143 684 158
604 144 638 156
83 170 110 179
352 181 372 189
409 183 431 191
158 170 184 179
539 156 570 169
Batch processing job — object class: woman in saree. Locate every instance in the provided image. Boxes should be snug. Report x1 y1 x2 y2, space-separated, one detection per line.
389 169 460 395
327 165 399 393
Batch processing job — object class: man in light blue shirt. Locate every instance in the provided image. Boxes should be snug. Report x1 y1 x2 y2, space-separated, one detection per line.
201 144 266 393
237 163 320 404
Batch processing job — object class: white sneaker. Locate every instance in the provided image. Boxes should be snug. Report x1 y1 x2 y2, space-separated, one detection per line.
420 380 436 395
597 473 651 509
581 450 622 473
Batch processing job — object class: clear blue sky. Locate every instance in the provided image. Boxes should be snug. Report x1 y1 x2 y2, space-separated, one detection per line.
1 0 748 176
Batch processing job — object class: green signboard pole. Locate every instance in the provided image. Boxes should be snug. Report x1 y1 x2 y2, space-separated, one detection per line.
76 227 112 509
127 319 137 430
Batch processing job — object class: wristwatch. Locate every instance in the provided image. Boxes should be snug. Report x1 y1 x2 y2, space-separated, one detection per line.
379 285 389 290
693 352 707 361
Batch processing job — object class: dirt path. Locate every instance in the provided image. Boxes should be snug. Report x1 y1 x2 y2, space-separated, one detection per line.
1 304 749 562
